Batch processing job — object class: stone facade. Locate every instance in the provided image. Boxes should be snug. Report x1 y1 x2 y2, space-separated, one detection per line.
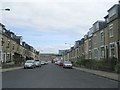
62 4 120 62
0 23 40 64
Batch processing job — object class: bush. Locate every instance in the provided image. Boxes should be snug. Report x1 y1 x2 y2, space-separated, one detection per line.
115 63 120 73
74 57 118 72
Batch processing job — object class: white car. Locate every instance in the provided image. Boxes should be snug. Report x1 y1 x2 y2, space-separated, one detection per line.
41 61 46 65
45 61 48 64
63 61 73 69
34 60 41 67
56 60 61 65
24 60 36 69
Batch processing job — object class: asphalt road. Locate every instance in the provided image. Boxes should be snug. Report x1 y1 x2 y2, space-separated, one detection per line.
2 63 118 88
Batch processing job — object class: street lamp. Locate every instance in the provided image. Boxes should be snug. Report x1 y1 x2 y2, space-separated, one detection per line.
0 8 10 22
0 8 10 11
4 8 10 11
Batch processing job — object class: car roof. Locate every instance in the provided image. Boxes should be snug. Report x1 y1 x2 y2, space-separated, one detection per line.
26 60 34 62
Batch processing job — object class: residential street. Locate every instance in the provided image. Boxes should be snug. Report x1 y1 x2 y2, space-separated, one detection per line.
2 63 118 88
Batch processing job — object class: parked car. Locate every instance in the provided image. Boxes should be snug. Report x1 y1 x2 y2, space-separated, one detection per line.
45 61 48 64
56 60 61 65
59 61 63 66
47 60 51 63
34 60 41 67
63 61 73 69
24 60 36 69
54 61 58 65
41 61 46 65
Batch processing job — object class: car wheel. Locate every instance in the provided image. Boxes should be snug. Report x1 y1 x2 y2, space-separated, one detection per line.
32 66 34 69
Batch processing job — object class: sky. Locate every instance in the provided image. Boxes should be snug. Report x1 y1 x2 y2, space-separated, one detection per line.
0 0 118 54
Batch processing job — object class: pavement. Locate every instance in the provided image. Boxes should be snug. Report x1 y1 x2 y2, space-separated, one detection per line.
73 67 119 81
0 66 23 73
0 65 119 81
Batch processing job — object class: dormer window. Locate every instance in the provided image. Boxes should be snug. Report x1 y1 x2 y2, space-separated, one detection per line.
108 5 117 18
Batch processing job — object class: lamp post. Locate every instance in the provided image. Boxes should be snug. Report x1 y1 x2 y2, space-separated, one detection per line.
0 8 10 22
0 8 10 11
0 8 10 64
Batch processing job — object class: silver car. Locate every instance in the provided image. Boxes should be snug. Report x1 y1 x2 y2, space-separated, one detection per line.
41 61 46 65
24 60 36 69
63 61 73 69
34 60 41 67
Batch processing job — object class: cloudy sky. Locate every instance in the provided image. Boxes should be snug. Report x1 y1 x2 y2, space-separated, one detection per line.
1 0 118 54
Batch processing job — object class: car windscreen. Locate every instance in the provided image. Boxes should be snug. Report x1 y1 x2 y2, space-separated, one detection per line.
35 60 39 61
26 60 34 63
64 62 71 64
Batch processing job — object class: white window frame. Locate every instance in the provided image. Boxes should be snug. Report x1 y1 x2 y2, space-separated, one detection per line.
0 51 1 61
3 53 6 62
109 24 113 37
109 43 115 57
88 50 92 59
100 31 104 42
100 47 104 58
93 34 97 45
94 48 98 58
89 39 92 49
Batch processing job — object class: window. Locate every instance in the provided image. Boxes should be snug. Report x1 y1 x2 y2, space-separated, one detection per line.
89 39 92 49
1 38 4 46
88 51 92 59
100 31 104 41
94 49 98 58
0 26 2 33
109 7 116 18
100 47 104 58
12 44 15 50
109 24 113 37
7 53 10 62
110 44 115 57
7 40 10 48
94 35 97 45
3 53 6 62
0 51 1 60
96 22 99 31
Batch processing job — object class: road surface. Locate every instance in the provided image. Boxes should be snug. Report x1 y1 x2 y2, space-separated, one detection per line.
2 63 118 88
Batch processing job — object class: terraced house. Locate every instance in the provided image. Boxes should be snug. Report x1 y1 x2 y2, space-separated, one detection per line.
62 3 120 62
91 21 106 60
0 23 40 65
0 23 3 63
104 4 120 61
